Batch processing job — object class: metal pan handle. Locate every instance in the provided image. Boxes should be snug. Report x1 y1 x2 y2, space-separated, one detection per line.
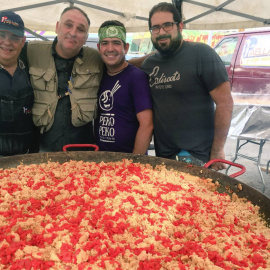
204 159 246 178
63 144 99 152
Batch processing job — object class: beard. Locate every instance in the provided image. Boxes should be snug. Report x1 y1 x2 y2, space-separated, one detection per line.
152 30 182 56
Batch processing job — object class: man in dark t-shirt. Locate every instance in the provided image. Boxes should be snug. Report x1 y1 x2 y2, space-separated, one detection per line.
142 3 233 171
95 20 153 154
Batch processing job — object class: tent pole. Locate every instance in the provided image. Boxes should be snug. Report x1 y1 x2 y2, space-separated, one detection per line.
172 0 183 18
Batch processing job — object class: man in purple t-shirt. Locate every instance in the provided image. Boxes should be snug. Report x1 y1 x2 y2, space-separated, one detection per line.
95 20 153 154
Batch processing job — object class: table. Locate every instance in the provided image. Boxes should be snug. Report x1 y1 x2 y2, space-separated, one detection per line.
226 138 267 192
226 105 270 193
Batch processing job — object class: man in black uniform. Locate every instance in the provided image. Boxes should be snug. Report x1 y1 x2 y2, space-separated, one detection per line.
0 11 38 156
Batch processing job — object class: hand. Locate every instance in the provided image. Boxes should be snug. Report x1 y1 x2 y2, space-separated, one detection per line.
209 150 227 171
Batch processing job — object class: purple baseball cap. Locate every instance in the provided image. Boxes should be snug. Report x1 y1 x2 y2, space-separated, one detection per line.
0 11 24 37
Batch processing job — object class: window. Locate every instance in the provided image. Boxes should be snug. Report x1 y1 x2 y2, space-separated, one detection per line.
215 37 238 66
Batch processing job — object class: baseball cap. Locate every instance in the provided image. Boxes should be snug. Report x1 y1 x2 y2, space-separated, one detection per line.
0 11 25 37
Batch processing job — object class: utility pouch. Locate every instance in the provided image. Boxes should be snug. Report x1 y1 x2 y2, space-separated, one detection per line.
1 100 14 122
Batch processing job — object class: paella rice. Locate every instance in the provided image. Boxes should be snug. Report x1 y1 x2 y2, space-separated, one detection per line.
0 159 270 269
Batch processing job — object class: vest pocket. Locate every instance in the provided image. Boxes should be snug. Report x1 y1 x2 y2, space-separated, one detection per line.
32 101 57 133
70 98 97 127
69 68 100 126
29 67 56 92
73 70 99 89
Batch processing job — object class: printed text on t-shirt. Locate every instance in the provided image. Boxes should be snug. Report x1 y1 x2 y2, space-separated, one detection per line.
149 66 180 88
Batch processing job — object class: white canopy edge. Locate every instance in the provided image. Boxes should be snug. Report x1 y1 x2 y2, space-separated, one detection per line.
0 0 269 34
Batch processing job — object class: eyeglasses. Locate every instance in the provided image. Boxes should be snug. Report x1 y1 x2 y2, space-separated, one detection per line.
0 32 23 43
150 22 178 34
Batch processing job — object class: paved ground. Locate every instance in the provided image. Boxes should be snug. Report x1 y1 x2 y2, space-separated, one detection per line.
149 137 270 198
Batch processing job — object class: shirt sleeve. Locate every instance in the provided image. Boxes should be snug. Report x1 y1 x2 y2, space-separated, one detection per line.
198 44 229 93
129 67 153 114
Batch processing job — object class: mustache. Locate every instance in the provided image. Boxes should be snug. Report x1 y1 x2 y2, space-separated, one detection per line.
156 35 171 41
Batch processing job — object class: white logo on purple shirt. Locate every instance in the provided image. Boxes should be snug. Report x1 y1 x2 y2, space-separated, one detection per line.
99 80 121 111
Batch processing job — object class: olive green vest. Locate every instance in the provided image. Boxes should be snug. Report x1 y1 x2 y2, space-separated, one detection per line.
27 41 103 133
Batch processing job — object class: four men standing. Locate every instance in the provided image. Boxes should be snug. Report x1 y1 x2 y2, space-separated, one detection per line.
0 3 233 172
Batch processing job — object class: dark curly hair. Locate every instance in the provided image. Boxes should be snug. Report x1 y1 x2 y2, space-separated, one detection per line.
148 2 182 29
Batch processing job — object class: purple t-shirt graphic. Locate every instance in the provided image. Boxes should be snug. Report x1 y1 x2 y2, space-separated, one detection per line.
95 64 152 153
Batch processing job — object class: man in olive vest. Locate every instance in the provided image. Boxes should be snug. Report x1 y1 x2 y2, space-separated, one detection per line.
24 7 103 152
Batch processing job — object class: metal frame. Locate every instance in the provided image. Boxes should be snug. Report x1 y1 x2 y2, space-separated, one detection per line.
267 160 270 175
2 0 270 38
1 0 148 21
182 0 270 25
226 137 267 193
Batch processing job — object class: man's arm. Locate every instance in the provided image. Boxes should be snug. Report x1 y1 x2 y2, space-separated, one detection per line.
209 81 234 171
128 55 148 69
133 109 153 154
128 51 156 69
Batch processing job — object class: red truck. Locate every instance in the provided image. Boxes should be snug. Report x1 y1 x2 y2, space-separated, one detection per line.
214 29 270 105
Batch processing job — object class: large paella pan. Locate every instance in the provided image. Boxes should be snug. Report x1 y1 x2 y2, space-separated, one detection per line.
1 151 269 222
1 151 270 269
